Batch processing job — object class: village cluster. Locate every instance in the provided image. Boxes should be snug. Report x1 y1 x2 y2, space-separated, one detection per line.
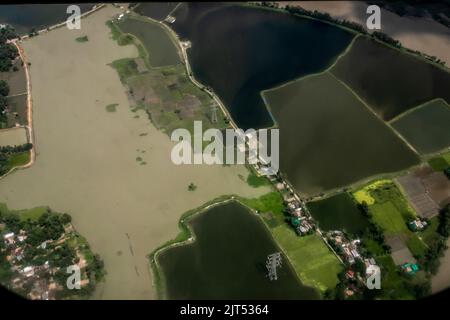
1 220 90 299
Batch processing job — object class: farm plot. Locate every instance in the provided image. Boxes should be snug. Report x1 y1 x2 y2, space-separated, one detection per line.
331 37 450 121
272 225 343 292
263 72 420 196
6 94 27 127
392 99 450 154
0 127 28 147
353 180 428 259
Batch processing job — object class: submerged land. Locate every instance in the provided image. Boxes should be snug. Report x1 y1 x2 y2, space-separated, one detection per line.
0 5 268 299
0 2 449 300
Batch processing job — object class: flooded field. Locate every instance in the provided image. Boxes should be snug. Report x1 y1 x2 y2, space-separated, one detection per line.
391 99 450 154
307 193 369 234
0 60 26 96
0 127 28 147
116 16 181 67
331 37 450 121
263 72 419 195
280 1 450 66
156 201 319 299
0 4 96 35
168 3 354 129
0 5 268 299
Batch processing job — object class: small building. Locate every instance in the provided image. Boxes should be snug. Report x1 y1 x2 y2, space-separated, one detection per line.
401 263 419 275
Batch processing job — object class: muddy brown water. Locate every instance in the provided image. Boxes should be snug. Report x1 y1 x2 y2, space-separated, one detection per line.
0 5 269 299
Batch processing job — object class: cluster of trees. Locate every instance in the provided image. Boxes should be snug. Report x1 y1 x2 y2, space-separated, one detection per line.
0 26 18 72
0 143 33 155
0 80 10 125
1 211 66 245
282 4 403 49
358 201 391 254
419 205 450 274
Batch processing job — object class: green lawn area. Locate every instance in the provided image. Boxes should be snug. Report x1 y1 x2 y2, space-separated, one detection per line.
7 151 30 167
406 235 428 258
240 192 284 216
240 192 285 228
272 225 342 292
371 202 409 235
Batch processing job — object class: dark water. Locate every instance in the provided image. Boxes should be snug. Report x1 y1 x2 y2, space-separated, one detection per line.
168 3 354 129
157 201 319 299
0 4 95 35
134 2 180 21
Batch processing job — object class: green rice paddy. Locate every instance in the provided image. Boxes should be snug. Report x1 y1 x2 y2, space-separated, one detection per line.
271 226 342 292
392 99 450 154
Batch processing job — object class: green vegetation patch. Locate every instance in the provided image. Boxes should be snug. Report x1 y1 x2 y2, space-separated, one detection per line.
246 170 270 188
110 58 138 81
75 35 89 43
272 226 343 292
428 156 449 171
331 37 450 121
7 151 30 167
307 193 370 234
263 72 419 195
392 99 450 154
105 103 118 112
371 202 409 235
